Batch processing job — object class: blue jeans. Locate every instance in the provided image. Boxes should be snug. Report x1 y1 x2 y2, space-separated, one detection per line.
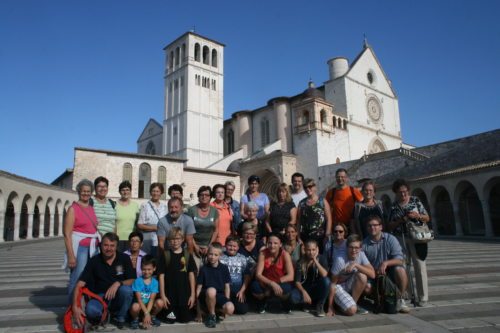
290 277 330 307
68 245 90 301
86 285 133 323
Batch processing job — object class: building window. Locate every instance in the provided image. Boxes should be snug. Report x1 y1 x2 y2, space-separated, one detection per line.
302 111 310 125
212 49 218 68
138 163 151 199
169 50 174 69
195 74 200 86
194 43 200 62
227 129 235 154
182 43 186 63
158 166 167 200
203 46 210 65
175 47 180 66
146 141 156 155
180 76 184 86
332 116 337 128
320 109 327 124
168 83 172 92
260 118 270 146
173 126 177 135
122 163 132 182
212 79 216 91
174 79 179 90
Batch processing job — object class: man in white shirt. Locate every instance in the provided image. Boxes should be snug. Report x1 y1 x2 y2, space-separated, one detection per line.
291 172 307 207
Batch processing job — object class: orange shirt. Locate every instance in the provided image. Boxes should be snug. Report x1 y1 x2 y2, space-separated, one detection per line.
210 201 232 246
326 186 363 225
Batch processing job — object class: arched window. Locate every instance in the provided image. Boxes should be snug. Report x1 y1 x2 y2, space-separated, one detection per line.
122 163 133 182
343 119 347 129
303 111 310 125
138 163 151 199
182 43 186 63
169 50 174 69
333 116 337 127
337 118 342 128
203 46 210 65
158 166 167 200
212 49 218 67
260 118 270 146
227 129 235 154
175 47 180 66
146 141 156 155
194 43 200 62
320 109 327 124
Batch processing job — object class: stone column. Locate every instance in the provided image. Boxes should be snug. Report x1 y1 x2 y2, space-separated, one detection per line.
452 201 464 236
26 213 34 240
49 214 55 237
480 199 493 237
13 214 21 241
39 213 45 239
0 211 4 243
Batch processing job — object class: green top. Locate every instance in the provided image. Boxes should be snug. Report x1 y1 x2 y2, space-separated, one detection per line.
115 200 140 240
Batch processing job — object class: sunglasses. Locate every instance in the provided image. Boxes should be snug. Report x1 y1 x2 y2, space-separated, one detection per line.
333 230 344 234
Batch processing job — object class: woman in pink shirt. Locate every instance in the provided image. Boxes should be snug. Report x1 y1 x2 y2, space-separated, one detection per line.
63 179 100 299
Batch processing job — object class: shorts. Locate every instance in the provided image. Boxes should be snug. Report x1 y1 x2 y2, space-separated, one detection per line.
334 283 356 312
198 290 231 308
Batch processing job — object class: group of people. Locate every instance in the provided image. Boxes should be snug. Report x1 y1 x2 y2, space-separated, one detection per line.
63 169 431 330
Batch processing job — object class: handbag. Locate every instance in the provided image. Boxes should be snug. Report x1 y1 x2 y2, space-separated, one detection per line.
64 287 108 333
406 221 434 243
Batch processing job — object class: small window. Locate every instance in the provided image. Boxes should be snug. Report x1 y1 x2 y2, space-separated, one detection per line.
158 166 167 199
212 79 216 91
227 129 235 154
169 51 174 68
175 47 180 66
146 141 156 155
203 46 210 65
180 76 184 86
182 43 186 63
212 49 218 68
173 126 178 135
194 43 200 62
260 118 270 146
174 79 178 90
122 163 132 182
303 111 310 125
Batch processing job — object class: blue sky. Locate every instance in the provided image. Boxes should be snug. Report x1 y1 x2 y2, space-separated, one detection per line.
1 0 499 184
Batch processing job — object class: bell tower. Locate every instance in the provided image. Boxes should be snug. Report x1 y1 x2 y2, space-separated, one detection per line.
163 32 225 167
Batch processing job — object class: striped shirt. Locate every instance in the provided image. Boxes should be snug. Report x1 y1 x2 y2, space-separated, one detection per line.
93 199 116 235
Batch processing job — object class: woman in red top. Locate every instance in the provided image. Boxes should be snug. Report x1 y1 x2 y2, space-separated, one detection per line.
252 233 294 314
210 184 233 246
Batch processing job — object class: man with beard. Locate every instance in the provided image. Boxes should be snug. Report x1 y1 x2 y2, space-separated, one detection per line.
157 197 196 253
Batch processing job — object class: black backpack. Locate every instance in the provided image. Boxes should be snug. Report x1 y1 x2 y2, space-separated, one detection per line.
373 274 398 314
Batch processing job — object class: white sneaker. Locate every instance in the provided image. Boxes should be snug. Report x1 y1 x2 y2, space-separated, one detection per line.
397 299 410 313
166 312 176 320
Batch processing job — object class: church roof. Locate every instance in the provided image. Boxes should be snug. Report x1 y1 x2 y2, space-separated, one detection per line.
373 129 500 187
75 147 186 162
136 118 162 143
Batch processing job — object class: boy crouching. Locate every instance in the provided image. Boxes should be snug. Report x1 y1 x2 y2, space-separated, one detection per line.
196 243 235 328
130 255 164 329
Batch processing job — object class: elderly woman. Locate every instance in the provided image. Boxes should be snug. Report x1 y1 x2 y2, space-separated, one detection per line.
187 185 219 268
265 183 297 236
252 233 294 314
240 175 270 221
137 183 168 256
237 222 265 273
63 179 100 298
388 179 431 307
352 180 384 239
210 184 233 246
297 178 332 253
115 181 140 252
92 176 116 236
239 201 266 242
124 231 147 278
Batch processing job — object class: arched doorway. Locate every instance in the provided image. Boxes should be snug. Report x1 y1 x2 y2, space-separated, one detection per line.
138 163 151 199
457 182 485 236
432 186 455 235
4 202 15 241
33 205 40 238
487 180 500 236
20 201 28 239
44 205 51 237
54 206 60 236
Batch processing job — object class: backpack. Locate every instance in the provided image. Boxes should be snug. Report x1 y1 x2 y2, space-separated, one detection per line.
64 287 108 333
163 248 191 271
373 274 398 314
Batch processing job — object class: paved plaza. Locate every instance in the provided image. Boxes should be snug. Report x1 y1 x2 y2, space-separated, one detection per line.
0 238 499 333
